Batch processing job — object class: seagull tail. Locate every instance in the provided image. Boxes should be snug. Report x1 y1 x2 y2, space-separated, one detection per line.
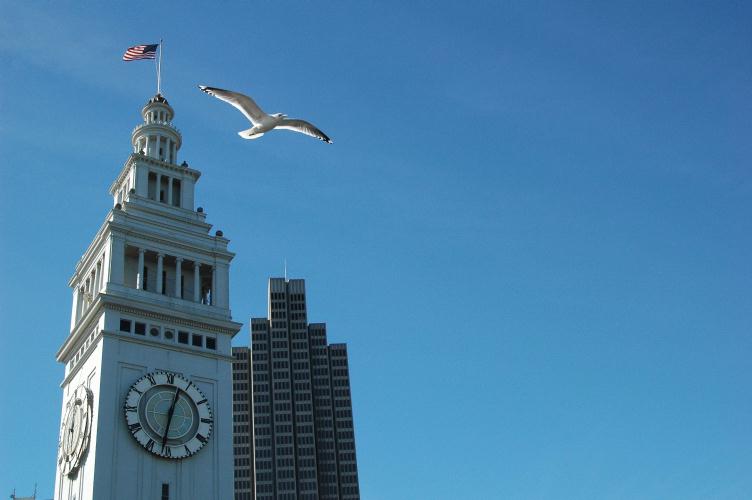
239 129 265 140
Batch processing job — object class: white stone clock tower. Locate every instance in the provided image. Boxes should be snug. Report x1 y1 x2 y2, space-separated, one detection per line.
54 94 242 500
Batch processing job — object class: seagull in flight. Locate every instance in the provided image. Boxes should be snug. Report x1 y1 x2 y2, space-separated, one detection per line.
199 85 332 144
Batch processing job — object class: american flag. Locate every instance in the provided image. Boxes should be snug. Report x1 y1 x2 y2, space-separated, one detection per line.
122 44 158 61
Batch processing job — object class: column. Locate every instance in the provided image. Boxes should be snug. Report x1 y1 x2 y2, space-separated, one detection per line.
156 253 164 294
70 287 80 331
167 176 173 206
156 172 162 202
175 257 183 299
107 237 124 286
193 262 201 302
137 248 145 290
95 262 102 294
211 265 216 306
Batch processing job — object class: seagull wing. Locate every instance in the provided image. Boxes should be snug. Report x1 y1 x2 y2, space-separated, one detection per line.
276 119 333 144
198 85 267 125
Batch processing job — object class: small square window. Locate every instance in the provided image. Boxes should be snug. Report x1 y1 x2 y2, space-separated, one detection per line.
206 337 216 350
119 319 132 332
192 334 203 347
135 322 146 335
178 331 189 344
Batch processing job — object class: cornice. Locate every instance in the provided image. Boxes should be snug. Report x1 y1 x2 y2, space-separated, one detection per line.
109 216 235 261
68 200 234 286
109 153 201 194
58 292 242 361
59 326 104 387
60 329 235 388
58 294 105 360
107 302 242 335
118 197 213 233
101 289 241 330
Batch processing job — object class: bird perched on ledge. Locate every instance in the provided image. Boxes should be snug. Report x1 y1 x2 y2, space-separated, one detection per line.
198 85 332 144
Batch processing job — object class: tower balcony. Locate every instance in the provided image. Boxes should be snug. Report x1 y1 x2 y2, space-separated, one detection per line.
132 121 182 163
132 120 181 137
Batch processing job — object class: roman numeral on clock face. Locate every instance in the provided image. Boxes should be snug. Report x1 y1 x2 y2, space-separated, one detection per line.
200 417 213 424
145 439 155 452
166 372 175 384
128 422 142 433
125 405 137 412
145 374 156 386
196 434 208 444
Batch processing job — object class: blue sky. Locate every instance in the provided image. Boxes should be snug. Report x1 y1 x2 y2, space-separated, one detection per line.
1 1 751 498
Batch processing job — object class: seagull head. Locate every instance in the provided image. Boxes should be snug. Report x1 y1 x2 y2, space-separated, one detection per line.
272 113 287 119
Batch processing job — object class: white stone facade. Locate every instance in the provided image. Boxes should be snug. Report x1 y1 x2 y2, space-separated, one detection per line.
54 94 242 500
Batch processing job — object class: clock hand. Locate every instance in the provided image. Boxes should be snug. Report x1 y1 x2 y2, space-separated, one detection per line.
161 386 181 451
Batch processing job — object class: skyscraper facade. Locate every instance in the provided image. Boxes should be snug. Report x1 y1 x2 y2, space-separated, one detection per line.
233 278 360 500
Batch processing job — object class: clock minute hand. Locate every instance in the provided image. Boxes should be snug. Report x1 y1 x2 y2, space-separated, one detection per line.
161 386 181 452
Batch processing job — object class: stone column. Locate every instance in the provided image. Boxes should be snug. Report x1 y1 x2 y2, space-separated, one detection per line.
137 249 146 290
70 287 80 331
156 253 164 294
167 176 173 206
95 262 102 294
156 172 162 202
193 262 201 302
107 236 124 286
90 268 97 298
175 257 183 299
211 265 217 306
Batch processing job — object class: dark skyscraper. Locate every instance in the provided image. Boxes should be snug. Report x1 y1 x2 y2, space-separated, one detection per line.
233 278 360 500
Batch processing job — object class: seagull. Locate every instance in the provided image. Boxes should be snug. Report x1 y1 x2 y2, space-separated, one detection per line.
199 85 332 144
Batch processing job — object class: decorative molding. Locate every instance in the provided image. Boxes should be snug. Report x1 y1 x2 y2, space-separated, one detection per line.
110 154 201 194
107 303 240 335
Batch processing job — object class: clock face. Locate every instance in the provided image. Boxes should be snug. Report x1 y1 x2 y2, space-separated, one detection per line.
124 371 212 459
58 384 93 476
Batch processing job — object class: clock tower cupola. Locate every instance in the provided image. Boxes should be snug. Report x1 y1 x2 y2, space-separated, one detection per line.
131 93 182 163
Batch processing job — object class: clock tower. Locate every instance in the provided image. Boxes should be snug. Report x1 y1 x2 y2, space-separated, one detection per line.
54 94 242 500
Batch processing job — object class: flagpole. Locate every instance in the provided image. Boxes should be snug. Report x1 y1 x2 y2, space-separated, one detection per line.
157 39 163 95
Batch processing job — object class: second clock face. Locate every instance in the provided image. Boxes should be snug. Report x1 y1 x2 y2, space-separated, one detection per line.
124 371 213 459
58 384 93 476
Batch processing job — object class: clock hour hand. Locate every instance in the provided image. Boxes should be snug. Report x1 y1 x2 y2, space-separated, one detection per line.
161 386 181 452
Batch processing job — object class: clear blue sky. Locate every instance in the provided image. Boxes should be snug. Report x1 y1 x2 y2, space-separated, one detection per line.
1 1 750 498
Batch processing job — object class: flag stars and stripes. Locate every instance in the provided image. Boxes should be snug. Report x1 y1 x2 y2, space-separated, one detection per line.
123 44 159 61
